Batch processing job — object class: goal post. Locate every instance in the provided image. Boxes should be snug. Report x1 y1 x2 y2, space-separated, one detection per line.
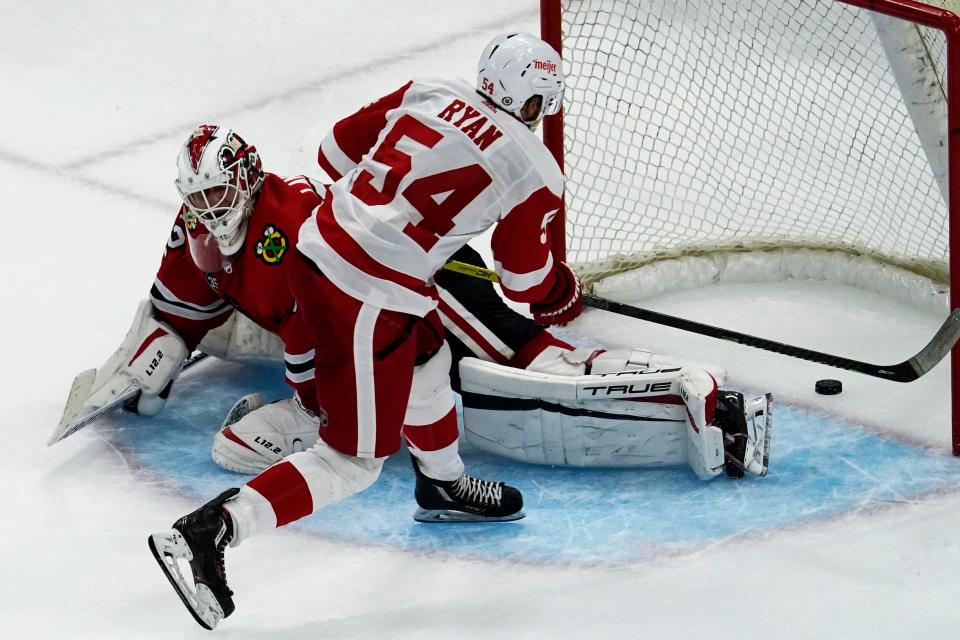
540 0 960 454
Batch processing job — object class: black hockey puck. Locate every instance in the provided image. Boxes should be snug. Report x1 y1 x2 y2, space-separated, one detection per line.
815 379 842 395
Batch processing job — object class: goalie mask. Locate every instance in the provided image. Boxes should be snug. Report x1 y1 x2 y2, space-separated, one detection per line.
477 32 565 129
176 125 263 270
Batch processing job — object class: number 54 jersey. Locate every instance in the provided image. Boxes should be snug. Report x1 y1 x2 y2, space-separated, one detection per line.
300 78 565 316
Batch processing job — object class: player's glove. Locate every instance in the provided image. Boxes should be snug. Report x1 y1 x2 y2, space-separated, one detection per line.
531 262 584 326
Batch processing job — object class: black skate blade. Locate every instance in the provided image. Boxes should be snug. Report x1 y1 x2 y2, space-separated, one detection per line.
148 534 219 631
413 507 526 523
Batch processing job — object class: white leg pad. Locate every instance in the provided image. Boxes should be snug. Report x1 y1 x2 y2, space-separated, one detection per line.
679 369 725 480
461 358 727 479
460 358 689 467
211 396 320 474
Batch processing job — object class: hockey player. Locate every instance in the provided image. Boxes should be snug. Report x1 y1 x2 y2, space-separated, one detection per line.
69 123 525 523
148 33 771 630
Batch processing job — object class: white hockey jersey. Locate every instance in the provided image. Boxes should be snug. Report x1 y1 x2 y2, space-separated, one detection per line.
300 78 565 315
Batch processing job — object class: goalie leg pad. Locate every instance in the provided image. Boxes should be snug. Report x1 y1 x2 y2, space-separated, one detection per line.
459 358 689 467
211 395 320 475
678 368 725 480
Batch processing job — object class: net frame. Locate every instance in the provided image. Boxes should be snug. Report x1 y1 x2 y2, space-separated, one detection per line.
540 0 960 454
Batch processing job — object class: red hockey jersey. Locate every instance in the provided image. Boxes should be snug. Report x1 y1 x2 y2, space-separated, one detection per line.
149 173 325 399
304 78 565 316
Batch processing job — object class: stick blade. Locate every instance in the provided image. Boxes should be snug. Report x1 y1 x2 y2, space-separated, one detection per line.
902 308 960 381
47 369 97 447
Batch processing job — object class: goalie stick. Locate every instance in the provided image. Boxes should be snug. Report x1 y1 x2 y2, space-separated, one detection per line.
441 259 960 383
47 351 210 447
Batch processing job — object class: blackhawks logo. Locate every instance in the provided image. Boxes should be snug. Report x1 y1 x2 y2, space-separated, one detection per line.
183 210 198 231
256 224 287 264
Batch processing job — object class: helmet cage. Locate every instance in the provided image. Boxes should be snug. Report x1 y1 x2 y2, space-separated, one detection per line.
175 126 263 256
176 158 252 227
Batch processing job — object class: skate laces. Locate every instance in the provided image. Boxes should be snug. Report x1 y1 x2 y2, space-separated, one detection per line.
452 474 503 506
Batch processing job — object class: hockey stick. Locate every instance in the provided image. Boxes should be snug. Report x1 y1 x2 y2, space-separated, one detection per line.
47 351 210 446
441 259 960 382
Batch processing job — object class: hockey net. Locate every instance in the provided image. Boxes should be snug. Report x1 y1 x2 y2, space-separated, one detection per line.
540 0 960 452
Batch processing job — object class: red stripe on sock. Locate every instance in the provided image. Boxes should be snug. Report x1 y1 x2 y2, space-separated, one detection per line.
246 460 314 527
403 408 459 452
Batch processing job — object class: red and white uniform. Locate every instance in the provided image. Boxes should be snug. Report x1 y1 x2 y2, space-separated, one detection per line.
307 78 565 315
292 79 566 461
150 173 325 408
227 80 568 539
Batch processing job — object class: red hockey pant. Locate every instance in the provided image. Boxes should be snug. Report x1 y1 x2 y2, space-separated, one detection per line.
288 253 447 458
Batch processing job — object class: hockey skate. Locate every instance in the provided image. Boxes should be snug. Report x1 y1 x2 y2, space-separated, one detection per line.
714 390 773 478
411 455 525 523
148 487 240 630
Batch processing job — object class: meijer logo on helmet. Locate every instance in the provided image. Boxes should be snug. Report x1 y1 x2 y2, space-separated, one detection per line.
534 59 557 73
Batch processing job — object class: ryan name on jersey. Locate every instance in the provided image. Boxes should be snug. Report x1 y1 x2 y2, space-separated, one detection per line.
437 99 504 152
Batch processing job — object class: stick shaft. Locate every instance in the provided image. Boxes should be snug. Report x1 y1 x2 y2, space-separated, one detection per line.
440 260 959 382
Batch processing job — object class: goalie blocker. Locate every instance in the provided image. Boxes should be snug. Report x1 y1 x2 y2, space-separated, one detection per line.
458 359 772 479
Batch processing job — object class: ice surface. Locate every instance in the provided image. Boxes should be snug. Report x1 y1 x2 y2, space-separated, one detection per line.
109 359 960 567
4 1 960 638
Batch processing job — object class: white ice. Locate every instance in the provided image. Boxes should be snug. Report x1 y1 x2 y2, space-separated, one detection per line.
2 1 960 638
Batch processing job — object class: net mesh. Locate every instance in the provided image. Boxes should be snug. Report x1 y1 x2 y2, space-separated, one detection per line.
559 0 952 285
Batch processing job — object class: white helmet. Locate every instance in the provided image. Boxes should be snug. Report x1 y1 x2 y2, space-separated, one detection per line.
175 125 263 263
477 32 565 128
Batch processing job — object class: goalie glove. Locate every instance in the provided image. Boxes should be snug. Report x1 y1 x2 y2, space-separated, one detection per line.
530 262 583 326
59 300 188 430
